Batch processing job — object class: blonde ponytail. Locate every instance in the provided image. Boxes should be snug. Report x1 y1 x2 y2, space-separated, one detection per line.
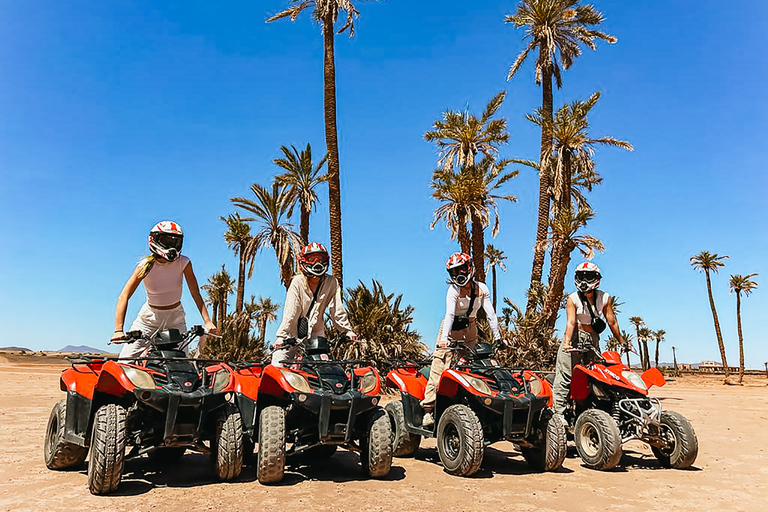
137 255 156 280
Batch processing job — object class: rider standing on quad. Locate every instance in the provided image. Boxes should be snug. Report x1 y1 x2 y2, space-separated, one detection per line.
271 242 357 366
421 252 502 427
552 261 624 415
111 221 217 358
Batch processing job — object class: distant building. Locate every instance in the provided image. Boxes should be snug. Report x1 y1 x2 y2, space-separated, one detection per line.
698 360 739 373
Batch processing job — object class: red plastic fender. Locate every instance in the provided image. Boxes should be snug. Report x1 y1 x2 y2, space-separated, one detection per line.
258 364 316 398
60 365 100 400
641 367 666 389
523 370 554 407
385 367 427 401
352 366 382 395
436 369 492 399
93 360 139 398
232 366 263 400
602 350 623 365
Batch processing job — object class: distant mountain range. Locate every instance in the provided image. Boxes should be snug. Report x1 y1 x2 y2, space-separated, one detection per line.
56 345 109 354
0 346 32 352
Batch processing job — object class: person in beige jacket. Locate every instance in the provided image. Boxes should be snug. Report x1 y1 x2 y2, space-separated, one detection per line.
271 242 357 366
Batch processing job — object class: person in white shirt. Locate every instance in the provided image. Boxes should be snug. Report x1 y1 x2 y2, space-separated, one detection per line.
111 221 217 358
271 242 358 367
552 261 624 415
421 252 502 426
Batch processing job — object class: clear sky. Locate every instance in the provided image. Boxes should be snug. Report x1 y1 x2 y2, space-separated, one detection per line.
1 1 766 369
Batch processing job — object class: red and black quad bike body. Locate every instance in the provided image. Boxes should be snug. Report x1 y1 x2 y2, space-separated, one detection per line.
255 336 392 484
43 326 256 494
385 341 567 477
565 344 698 471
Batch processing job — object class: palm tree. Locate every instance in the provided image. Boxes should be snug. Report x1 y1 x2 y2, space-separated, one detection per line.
273 143 329 245
527 92 632 302
637 327 652 371
536 206 604 328
268 1 367 289
232 183 302 290
505 0 616 311
729 273 758 384
485 244 508 310
653 329 666 368
690 251 730 381
250 296 281 345
429 167 473 253
628 316 645 370
221 213 259 313
500 306 514 329
201 265 235 328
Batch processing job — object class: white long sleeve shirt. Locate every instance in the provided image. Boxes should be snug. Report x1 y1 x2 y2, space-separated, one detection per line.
275 273 355 345
440 281 501 343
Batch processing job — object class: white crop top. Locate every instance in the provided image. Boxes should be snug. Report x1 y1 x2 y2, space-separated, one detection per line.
142 256 190 307
570 290 608 326
440 281 501 342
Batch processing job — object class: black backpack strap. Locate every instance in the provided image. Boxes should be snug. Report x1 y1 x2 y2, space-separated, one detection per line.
306 274 325 318
467 282 477 317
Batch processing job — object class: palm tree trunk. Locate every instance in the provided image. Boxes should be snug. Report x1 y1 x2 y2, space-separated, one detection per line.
642 339 650 371
236 247 246 313
300 204 310 246
527 65 554 313
491 266 497 310
654 341 660 368
219 297 228 327
625 349 631 367
736 292 744 384
470 212 485 282
457 207 470 254
212 302 219 329
542 240 572 329
704 270 730 380
323 15 343 289
277 250 293 291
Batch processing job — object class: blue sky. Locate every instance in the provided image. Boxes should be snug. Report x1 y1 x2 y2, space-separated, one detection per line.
1 1 766 369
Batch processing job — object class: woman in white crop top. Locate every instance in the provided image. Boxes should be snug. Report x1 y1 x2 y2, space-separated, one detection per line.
420 253 503 427
552 262 624 415
111 221 217 359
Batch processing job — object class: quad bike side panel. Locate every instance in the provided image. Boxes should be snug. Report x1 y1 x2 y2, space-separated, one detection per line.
95 361 141 397
571 364 648 401
641 367 666 389
60 366 100 400
385 367 428 401
523 370 555 407
436 369 491 399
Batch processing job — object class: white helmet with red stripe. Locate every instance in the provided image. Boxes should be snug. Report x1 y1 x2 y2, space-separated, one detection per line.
149 221 184 262
574 261 601 292
446 252 474 287
298 242 329 277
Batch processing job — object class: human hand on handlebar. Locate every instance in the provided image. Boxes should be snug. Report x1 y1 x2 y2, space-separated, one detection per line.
204 320 218 336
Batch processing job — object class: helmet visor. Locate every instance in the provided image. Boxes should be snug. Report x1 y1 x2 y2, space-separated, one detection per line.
448 263 472 285
155 233 183 251
576 271 600 283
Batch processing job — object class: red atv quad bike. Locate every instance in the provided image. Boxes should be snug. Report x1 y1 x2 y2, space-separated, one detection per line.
385 341 566 477
43 326 253 494
564 344 698 471
255 336 392 484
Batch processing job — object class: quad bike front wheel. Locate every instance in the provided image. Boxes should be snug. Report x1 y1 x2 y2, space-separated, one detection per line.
651 410 698 469
212 404 244 481
361 407 393 478
256 406 286 485
436 404 484 477
87 403 127 495
44 400 88 470
574 408 622 471
521 411 567 472
385 400 421 457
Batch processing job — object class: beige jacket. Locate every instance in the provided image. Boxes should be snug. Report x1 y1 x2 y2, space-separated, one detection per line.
274 273 355 345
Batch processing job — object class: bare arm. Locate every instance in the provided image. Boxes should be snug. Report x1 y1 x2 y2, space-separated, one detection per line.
112 265 143 341
183 262 217 335
562 297 577 350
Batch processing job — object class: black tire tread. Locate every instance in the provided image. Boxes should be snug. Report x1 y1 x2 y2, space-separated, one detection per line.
436 404 484 477
44 400 88 470
652 410 698 469
385 401 421 457
213 405 244 481
256 406 286 484
574 408 622 471
522 412 567 472
363 408 393 478
87 403 127 495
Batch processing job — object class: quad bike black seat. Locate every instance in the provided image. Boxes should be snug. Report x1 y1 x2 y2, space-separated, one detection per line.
472 342 494 360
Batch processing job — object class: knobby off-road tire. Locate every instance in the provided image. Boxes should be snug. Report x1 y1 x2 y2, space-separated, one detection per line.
436 404 484 477
361 407 393 478
574 408 622 471
385 400 421 457
256 406 286 485
651 410 698 469
212 404 244 481
44 400 88 470
521 411 567 472
87 403 127 495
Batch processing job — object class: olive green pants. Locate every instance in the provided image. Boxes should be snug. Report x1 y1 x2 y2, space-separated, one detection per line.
422 321 478 407
552 330 599 415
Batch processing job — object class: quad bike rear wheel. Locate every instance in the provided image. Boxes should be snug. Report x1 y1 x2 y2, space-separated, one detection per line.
436 404 484 477
651 410 698 469
574 408 622 471
385 400 421 457
361 407 393 478
44 400 88 470
87 403 127 495
256 406 286 484
212 404 244 481
521 411 567 472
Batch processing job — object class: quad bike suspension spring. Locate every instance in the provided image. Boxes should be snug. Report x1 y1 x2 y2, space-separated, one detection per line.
612 402 621 426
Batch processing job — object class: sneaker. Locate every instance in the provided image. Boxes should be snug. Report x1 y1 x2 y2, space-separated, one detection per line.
422 412 434 427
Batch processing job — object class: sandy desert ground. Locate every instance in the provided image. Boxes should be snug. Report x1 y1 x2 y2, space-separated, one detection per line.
0 354 766 512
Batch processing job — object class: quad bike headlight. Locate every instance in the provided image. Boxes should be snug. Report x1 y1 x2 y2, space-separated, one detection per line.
212 370 231 393
622 370 648 391
464 375 492 396
358 370 378 395
279 369 313 394
123 367 155 389
527 375 543 396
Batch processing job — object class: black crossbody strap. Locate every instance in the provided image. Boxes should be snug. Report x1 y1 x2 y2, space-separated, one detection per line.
467 282 477 317
306 274 325 318
579 291 599 320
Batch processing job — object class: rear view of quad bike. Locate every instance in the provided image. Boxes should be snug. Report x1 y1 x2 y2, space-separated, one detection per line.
564 344 698 471
385 341 566 477
44 326 254 494
255 336 392 484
